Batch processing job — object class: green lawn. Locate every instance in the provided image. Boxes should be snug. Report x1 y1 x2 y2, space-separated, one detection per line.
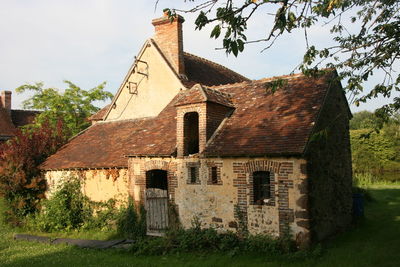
1 184 400 267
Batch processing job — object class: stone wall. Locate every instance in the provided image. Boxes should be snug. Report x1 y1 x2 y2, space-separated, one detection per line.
305 82 353 241
127 156 310 245
45 168 129 204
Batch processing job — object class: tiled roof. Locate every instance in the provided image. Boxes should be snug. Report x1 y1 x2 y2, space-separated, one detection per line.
88 105 110 122
11 110 39 127
183 52 249 87
203 72 334 156
41 71 337 170
175 84 234 107
40 98 178 170
0 108 16 137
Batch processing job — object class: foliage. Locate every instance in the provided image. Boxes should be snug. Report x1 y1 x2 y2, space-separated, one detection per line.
350 111 384 130
350 128 398 173
350 111 400 174
165 0 400 115
29 176 92 232
130 215 295 256
26 176 146 238
0 121 67 225
234 204 248 237
116 198 146 239
16 80 113 137
2 184 400 266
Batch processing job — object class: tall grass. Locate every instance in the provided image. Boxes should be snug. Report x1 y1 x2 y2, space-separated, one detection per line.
353 172 400 187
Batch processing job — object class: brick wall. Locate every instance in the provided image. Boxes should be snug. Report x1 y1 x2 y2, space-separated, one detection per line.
176 103 207 157
206 102 232 140
128 157 178 202
233 160 297 235
0 91 11 112
176 102 232 157
152 15 185 76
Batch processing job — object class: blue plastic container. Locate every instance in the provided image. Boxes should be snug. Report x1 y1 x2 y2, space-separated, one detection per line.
353 193 364 217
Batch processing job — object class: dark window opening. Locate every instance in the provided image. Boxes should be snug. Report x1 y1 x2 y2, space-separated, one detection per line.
253 171 271 204
190 167 197 183
146 169 168 190
184 112 199 156
211 167 218 184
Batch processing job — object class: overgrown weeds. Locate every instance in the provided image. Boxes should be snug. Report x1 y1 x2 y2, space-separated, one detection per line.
25 176 146 239
130 216 296 256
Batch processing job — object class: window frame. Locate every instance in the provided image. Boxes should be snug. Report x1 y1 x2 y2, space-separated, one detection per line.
253 171 271 205
210 166 218 184
186 162 200 185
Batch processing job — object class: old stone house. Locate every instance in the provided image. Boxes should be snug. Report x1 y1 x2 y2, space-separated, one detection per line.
41 15 353 246
0 90 39 143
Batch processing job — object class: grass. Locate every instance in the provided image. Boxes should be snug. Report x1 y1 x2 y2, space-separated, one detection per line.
1 183 400 266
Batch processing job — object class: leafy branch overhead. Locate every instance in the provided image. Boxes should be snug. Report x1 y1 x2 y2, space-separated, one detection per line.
16 81 113 137
164 0 400 115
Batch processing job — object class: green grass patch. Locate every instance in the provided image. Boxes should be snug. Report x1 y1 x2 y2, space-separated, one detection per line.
1 183 400 266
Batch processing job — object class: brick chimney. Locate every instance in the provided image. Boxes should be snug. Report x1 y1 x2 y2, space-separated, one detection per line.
0 91 11 112
152 14 185 76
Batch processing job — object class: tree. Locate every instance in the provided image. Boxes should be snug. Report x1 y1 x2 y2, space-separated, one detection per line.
164 0 400 115
16 81 113 137
350 110 400 173
350 111 383 130
0 121 67 225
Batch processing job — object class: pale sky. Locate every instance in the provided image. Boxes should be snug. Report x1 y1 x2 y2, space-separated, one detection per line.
0 0 398 113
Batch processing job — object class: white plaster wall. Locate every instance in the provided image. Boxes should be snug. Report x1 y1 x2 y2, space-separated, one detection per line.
105 43 184 121
45 169 130 204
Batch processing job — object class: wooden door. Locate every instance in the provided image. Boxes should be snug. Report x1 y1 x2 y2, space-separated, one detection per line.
145 188 169 236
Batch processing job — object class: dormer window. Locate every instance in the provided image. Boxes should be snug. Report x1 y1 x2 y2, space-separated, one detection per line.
184 112 199 156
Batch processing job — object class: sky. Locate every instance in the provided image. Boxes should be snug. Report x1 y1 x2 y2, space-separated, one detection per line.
0 0 398 112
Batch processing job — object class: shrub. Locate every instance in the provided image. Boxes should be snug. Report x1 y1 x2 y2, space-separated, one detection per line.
30 176 92 232
130 216 295 256
27 177 146 238
0 121 67 225
116 198 146 239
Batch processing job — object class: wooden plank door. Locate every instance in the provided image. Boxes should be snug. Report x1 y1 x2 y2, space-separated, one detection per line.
145 188 169 236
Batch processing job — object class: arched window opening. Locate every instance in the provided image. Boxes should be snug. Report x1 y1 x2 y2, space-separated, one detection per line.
184 112 199 156
253 171 271 205
146 169 168 190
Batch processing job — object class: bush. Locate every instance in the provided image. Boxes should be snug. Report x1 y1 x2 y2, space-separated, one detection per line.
130 218 295 256
26 177 146 239
116 198 146 239
0 121 66 225
29 176 92 232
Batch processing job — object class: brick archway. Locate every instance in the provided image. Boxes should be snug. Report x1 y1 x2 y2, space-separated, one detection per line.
144 160 169 172
233 160 294 235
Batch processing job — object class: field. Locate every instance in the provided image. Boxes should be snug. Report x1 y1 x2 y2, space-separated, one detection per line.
1 184 400 267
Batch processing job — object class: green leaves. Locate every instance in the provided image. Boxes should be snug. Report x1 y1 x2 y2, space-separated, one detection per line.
16 81 113 138
175 0 400 114
210 25 221 39
264 78 288 94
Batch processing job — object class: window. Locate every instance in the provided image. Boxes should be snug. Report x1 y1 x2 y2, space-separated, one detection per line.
190 167 197 184
253 171 271 205
211 167 218 184
184 112 199 156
